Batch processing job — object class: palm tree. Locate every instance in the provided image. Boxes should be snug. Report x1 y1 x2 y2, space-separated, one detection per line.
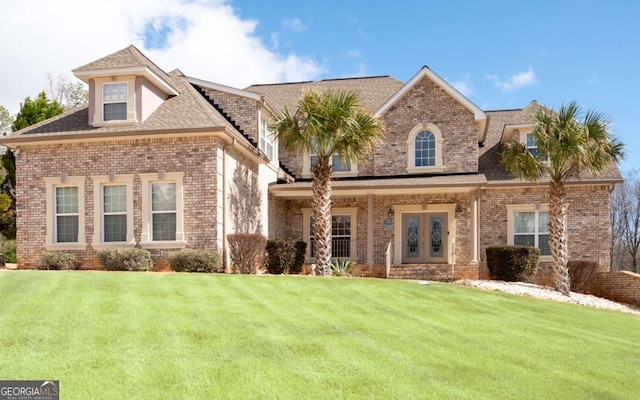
501 101 624 295
272 90 384 275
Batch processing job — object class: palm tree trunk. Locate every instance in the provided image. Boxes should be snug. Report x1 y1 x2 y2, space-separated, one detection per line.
312 161 333 275
548 180 571 295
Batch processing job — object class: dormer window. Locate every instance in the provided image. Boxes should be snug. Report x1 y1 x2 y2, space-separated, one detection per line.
525 132 539 158
103 83 128 121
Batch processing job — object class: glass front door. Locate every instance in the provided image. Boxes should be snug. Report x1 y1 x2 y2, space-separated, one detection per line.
402 213 447 263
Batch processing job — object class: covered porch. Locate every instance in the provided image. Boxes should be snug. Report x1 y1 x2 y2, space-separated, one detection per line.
269 174 487 280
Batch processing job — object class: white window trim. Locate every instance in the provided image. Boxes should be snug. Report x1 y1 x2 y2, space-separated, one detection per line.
92 76 136 126
91 175 135 248
302 207 358 261
407 122 444 173
44 176 86 250
140 172 186 249
506 204 552 261
259 108 278 164
302 153 358 178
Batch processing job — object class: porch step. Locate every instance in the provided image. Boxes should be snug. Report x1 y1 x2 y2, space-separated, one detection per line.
388 264 454 281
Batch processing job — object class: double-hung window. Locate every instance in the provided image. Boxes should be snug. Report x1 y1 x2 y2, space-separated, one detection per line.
303 208 357 260
151 183 177 241
103 185 127 242
55 186 79 243
525 132 540 159
45 176 86 250
259 117 275 161
306 139 354 175
91 175 134 247
508 205 551 257
415 131 436 167
140 172 185 248
103 82 127 121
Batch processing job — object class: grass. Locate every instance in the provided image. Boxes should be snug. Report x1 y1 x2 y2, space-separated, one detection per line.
0 271 639 399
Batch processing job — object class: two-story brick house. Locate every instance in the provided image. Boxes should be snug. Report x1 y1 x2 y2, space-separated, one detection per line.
0 45 621 280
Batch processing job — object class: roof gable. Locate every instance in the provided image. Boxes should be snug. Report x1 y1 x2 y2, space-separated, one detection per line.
72 45 179 96
376 66 487 141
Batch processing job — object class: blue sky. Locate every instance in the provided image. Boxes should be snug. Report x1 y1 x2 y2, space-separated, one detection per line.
2 0 639 172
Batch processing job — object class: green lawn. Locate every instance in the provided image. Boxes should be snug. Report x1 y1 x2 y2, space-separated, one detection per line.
0 271 638 399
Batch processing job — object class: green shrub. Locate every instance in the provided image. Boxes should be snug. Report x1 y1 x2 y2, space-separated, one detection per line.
265 239 295 274
97 248 153 271
291 241 307 274
39 251 79 270
485 245 539 282
170 249 220 273
331 259 354 277
227 233 266 274
568 260 600 294
1 239 16 263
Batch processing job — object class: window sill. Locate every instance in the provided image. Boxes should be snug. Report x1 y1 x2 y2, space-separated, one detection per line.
301 172 358 179
92 242 137 249
45 243 87 251
406 166 444 174
139 241 187 249
92 119 137 127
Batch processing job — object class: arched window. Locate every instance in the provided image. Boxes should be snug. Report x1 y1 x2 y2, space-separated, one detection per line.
407 123 443 172
415 131 436 167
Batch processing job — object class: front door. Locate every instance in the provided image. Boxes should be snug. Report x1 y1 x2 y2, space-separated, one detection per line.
402 213 447 263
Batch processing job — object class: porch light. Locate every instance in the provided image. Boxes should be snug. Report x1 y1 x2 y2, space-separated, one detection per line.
387 207 394 219
455 203 463 215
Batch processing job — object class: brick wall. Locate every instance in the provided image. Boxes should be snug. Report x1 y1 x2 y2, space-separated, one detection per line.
479 185 612 274
375 76 478 175
277 75 479 179
15 135 243 269
596 271 640 305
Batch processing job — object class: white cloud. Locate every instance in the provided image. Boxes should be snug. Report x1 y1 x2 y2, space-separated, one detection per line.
282 17 306 32
487 68 537 92
0 0 322 114
450 74 474 97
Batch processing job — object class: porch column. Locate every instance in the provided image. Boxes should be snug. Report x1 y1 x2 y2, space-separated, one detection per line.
367 194 374 264
471 191 479 263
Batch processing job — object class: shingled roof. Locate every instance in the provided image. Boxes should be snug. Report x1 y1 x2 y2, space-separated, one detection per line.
245 76 404 113
1 70 235 142
479 101 621 184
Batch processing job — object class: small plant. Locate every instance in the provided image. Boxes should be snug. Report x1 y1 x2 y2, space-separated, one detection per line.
39 251 79 270
486 245 539 282
1 239 16 264
97 248 153 271
227 233 267 274
331 259 354 277
170 249 220 273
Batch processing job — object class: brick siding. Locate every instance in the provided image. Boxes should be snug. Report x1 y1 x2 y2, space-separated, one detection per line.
15 134 261 270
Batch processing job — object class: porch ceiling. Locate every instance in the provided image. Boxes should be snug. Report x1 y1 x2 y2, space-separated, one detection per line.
269 174 487 198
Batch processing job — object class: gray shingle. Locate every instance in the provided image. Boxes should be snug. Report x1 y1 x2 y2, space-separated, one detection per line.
245 76 405 113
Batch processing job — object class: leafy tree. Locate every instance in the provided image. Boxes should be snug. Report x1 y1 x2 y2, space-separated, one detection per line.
0 92 64 238
272 90 383 275
610 169 640 273
0 105 12 136
501 101 624 295
47 74 88 110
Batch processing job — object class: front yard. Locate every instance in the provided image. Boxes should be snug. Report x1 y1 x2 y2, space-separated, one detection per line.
0 271 638 399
